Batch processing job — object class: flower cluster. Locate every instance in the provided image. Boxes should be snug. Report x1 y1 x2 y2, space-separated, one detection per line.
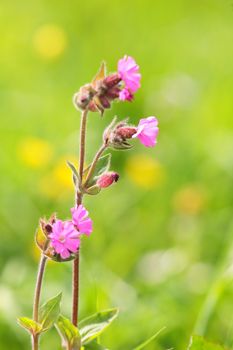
19 55 162 350
48 205 93 259
73 55 141 115
38 56 159 260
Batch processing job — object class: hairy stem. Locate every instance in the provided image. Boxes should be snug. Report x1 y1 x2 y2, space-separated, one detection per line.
84 143 107 187
32 253 48 350
32 335 39 350
72 108 88 326
79 109 88 182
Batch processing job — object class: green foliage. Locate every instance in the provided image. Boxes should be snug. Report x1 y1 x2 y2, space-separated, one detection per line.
188 336 226 350
87 154 111 186
85 184 101 195
17 317 42 336
133 327 166 350
35 226 47 252
83 341 108 350
18 293 62 338
1 0 233 349
79 308 119 345
38 293 62 332
67 161 81 189
55 315 81 350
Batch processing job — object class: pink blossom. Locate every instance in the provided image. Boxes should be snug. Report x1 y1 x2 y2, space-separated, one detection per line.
97 172 119 188
119 88 134 102
71 205 93 236
49 220 80 259
118 56 141 99
133 116 159 147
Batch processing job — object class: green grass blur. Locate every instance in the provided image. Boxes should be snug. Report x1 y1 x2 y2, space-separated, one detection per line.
0 0 233 349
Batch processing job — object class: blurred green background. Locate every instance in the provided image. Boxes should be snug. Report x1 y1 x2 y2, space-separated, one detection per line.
0 0 233 349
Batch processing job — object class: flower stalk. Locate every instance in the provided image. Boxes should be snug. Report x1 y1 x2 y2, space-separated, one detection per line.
72 108 88 326
32 252 48 350
84 143 107 187
18 55 159 350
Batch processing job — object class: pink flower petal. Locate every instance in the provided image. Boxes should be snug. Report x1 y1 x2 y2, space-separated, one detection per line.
119 88 134 101
118 55 141 97
133 116 159 148
60 249 70 259
71 205 93 236
50 219 81 259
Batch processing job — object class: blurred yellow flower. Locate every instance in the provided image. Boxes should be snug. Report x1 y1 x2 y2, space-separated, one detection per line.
18 137 53 168
125 154 165 188
33 24 67 60
172 185 206 215
39 156 77 199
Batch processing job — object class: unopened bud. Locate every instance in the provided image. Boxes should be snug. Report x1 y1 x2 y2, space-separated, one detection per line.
98 95 111 109
45 224 53 233
115 126 137 139
96 172 119 188
40 214 56 237
103 74 121 89
106 86 121 100
104 119 137 150
73 85 96 110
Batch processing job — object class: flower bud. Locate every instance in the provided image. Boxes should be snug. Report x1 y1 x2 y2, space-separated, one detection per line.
96 172 119 188
106 86 121 99
115 126 137 139
103 74 121 89
104 119 137 150
98 95 111 109
73 84 96 111
40 213 56 237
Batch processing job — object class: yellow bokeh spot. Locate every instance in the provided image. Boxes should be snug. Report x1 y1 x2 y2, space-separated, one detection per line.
173 185 206 215
53 157 76 190
126 154 165 188
33 24 67 60
18 137 53 168
39 156 77 199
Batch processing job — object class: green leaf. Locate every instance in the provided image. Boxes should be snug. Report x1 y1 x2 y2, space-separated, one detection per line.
133 327 166 350
188 335 226 350
55 315 81 350
92 62 106 88
39 293 62 332
85 185 101 196
83 341 108 349
67 161 81 189
79 308 119 345
35 226 47 252
111 142 132 150
86 154 111 186
94 154 111 177
17 317 42 336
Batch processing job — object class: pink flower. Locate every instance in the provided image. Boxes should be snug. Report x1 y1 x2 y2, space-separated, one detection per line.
119 88 134 102
49 220 80 259
97 172 119 188
118 55 141 100
71 205 93 236
133 116 159 147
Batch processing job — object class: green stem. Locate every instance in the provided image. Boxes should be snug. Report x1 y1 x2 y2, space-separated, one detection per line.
72 108 88 326
32 253 48 350
83 143 107 187
78 109 88 183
